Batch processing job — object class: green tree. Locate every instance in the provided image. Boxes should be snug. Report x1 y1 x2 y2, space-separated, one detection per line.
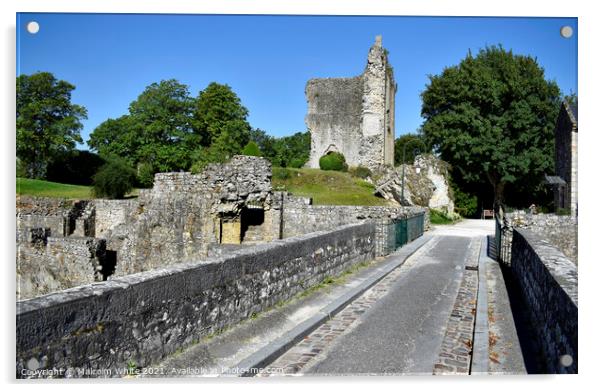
17 72 87 178
190 83 252 169
88 79 196 173
420 46 561 206
88 115 139 166
394 134 429 166
249 128 277 160
272 131 311 167
194 82 250 146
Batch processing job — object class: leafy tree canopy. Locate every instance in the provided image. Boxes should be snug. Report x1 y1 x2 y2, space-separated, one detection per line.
17 72 87 178
394 134 429 166
89 79 199 174
250 129 311 168
194 82 250 146
420 45 561 205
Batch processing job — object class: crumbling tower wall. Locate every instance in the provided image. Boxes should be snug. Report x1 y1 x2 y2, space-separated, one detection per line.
306 35 396 169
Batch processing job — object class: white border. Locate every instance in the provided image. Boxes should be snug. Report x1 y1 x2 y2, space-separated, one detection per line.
2 1 599 391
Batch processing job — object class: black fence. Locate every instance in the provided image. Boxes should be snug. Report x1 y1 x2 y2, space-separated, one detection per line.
377 212 425 256
494 211 512 266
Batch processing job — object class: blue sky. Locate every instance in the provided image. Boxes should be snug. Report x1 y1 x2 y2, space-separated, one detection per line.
16 13 577 149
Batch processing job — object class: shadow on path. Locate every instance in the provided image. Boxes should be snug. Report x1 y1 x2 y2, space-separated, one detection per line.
497 261 545 374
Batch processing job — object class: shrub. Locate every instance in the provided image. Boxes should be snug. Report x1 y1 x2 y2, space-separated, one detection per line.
136 162 155 188
289 158 306 168
349 166 372 179
92 158 136 199
319 152 347 172
452 186 478 218
242 141 261 157
272 166 292 180
429 208 455 225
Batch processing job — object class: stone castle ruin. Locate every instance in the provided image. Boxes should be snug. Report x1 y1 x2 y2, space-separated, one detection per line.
17 155 426 300
306 35 396 169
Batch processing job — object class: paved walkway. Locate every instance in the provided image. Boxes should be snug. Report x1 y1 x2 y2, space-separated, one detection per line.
260 219 526 376
146 219 533 377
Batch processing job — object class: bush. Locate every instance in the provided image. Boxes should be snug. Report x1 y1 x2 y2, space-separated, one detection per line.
136 162 155 188
289 158 306 168
319 152 347 171
242 141 261 157
92 158 136 199
349 166 372 179
451 182 478 218
429 208 455 225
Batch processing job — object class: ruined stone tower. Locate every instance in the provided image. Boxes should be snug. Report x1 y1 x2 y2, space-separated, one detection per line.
306 35 396 169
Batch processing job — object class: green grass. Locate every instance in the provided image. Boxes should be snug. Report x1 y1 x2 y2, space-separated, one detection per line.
16 177 139 199
17 177 93 199
272 168 390 206
429 208 456 225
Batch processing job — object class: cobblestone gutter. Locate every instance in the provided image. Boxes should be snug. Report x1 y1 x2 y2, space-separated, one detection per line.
433 238 480 375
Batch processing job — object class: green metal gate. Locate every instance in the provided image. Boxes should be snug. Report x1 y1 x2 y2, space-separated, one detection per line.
379 212 425 255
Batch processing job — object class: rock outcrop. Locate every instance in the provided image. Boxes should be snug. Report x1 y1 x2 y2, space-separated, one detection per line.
374 154 455 215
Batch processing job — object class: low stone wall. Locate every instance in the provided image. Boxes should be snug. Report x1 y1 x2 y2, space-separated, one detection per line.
506 211 577 264
510 228 578 373
281 196 428 238
16 196 72 240
17 236 107 300
16 222 375 378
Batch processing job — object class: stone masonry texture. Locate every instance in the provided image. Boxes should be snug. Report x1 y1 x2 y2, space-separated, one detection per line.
16 222 377 378
306 35 395 169
16 155 426 300
510 228 578 374
501 211 577 265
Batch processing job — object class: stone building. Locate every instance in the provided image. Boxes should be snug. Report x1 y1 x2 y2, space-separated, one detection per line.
305 35 396 169
551 100 578 216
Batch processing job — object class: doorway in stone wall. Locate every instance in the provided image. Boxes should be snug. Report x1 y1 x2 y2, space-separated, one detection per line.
241 207 265 243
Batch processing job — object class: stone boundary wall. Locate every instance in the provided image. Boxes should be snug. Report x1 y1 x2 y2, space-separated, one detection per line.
281 198 428 239
16 222 376 378
510 228 578 373
507 211 577 264
16 196 73 240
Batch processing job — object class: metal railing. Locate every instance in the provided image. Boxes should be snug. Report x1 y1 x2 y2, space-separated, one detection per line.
494 209 512 266
377 212 425 256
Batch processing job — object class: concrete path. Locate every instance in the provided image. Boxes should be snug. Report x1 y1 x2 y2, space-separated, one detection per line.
262 219 501 376
145 234 433 377
146 219 534 377
302 235 472 375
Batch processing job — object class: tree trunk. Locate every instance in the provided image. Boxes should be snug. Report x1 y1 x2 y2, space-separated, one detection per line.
493 181 506 212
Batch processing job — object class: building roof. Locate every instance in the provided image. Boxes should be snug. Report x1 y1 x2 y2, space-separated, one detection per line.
545 175 567 185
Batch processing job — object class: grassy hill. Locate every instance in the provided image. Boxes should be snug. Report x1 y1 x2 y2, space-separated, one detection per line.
17 178 94 199
17 168 388 206
272 168 390 206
